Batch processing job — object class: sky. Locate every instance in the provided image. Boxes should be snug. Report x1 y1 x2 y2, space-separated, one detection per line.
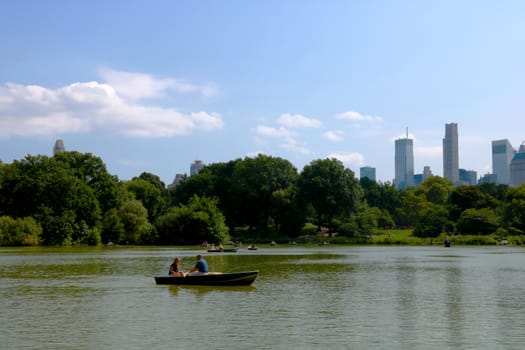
1 1 525 186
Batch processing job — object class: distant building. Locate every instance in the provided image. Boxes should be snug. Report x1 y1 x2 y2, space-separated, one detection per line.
492 139 514 185
168 173 186 188
360 166 376 181
459 168 477 186
414 166 433 186
479 173 497 184
394 136 414 189
422 166 433 181
53 139 65 155
190 160 205 176
443 123 459 184
510 143 525 187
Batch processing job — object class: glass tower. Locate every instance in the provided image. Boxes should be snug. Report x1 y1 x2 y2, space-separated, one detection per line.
360 166 376 181
395 137 414 189
492 139 514 184
510 143 525 187
443 123 459 184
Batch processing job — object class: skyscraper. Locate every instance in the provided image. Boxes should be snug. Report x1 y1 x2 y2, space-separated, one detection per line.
492 139 514 184
190 160 205 176
395 136 414 189
510 143 525 187
53 139 65 155
443 123 459 184
360 166 376 181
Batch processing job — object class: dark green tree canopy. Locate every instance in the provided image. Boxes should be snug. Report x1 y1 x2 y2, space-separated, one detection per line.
298 158 363 234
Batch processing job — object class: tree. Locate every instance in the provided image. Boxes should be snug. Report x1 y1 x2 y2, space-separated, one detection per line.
297 158 363 235
231 155 299 236
53 151 127 214
502 185 525 234
448 185 499 222
412 204 450 238
416 176 453 205
126 178 165 221
270 187 304 236
0 155 102 245
134 172 166 192
394 189 428 227
117 199 151 244
360 179 400 226
0 216 42 246
155 195 230 244
457 208 499 235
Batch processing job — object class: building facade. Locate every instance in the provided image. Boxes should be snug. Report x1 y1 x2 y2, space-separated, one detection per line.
190 160 205 176
53 139 65 155
459 168 477 186
492 139 514 184
510 143 525 187
360 166 376 181
395 137 414 189
443 123 459 184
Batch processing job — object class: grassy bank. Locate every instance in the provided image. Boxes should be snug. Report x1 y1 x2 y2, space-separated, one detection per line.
364 229 525 246
257 229 525 246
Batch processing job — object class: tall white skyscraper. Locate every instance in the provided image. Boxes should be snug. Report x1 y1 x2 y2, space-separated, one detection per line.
443 123 459 184
492 139 514 184
395 137 414 189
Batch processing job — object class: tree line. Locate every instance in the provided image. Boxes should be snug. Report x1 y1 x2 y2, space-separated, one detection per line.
0 151 524 246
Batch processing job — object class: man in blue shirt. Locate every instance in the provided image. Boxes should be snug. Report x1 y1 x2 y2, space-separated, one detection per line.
189 254 208 274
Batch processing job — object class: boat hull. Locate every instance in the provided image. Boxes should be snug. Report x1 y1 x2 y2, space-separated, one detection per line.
154 271 258 286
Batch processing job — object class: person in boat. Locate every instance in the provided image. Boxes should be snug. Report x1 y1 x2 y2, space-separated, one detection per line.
188 254 208 274
169 257 185 276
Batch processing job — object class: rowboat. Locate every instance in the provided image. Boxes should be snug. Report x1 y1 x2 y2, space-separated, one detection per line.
154 271 258 286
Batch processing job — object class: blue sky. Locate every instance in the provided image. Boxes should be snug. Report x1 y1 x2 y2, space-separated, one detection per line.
1 1 524 185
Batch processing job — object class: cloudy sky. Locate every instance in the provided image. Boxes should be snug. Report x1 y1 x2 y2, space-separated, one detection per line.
1 1 525 185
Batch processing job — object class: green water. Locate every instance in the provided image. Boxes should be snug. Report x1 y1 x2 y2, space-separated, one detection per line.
1 245 525 349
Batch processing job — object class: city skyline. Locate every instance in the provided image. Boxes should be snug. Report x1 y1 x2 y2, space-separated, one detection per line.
1 1 525 185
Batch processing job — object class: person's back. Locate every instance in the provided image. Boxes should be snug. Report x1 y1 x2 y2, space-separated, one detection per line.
190 254 209 273
196 257 208 273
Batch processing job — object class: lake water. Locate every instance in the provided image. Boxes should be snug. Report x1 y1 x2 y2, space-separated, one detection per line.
1 245 525 350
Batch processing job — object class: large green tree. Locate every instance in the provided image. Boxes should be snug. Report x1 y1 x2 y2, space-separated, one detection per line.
231 155 299 236
126 178 165 221
0 155 101 245
156 195 230 244
502 185 525 234
297 158 363 235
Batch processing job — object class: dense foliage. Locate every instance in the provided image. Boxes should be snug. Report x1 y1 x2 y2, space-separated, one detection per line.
1 151 525 246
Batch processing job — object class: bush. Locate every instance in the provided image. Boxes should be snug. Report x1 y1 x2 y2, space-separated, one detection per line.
0 216 42 246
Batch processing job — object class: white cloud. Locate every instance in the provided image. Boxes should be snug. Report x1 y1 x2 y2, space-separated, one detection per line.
281 139 311 155
278 113 322 128
327 152 365 167
255 125 295 138
98 68 217 100
0 78 223 139
323 130 344 142
336 110 383 122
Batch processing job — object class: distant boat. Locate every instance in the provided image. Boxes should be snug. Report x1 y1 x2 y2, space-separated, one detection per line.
207 248 238 253
154 271 258 286
248 244 257 250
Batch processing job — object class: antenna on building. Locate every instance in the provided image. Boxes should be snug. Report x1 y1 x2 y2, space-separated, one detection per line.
406 127 409 139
